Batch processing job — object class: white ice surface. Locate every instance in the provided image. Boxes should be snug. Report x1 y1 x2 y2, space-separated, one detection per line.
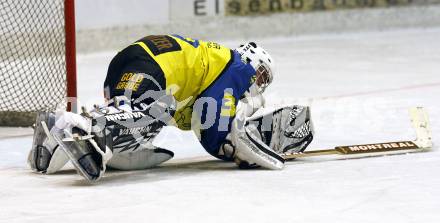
1 28 440 223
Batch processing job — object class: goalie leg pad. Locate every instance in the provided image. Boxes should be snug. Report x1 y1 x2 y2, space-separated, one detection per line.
28 112 69 174
53 128 113 182
108 147 174 170
45 147 69 174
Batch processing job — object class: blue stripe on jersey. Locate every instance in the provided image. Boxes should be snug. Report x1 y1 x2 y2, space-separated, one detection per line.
196 51 256 157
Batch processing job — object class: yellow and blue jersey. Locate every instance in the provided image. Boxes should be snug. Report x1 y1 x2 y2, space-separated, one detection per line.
104 35 256 157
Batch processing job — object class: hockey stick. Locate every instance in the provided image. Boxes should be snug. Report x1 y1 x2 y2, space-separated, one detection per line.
282 107 432 160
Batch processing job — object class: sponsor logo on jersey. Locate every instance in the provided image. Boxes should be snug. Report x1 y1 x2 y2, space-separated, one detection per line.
115 72 145 91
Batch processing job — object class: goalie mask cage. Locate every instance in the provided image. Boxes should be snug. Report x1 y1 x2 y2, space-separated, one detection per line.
0 0 76 127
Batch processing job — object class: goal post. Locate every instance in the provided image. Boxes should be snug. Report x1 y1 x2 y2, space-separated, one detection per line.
0 0 77 127
65 0 78 114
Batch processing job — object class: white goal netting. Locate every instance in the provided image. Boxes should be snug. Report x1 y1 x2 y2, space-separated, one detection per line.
0 0 70 126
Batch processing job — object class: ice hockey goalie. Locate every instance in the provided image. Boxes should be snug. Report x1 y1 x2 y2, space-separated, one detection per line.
27 35 315 182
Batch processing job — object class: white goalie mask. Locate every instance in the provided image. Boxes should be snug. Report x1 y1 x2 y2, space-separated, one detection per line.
236 42 275 93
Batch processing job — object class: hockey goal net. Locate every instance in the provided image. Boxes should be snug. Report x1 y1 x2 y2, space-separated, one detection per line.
0 0 76 127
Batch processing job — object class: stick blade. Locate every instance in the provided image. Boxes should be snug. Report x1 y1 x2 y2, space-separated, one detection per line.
409 107 432 148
